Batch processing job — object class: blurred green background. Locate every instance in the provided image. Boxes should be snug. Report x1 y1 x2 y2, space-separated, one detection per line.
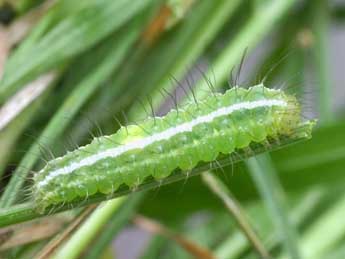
0 0 344 258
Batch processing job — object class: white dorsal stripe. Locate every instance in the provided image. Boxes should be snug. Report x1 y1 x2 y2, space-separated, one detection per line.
37 99 287 188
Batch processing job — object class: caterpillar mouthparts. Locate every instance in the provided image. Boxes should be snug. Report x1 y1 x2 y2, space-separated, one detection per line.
33 84 315 210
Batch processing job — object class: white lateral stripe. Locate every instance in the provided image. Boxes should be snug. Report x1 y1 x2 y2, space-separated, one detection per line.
37 99 287 187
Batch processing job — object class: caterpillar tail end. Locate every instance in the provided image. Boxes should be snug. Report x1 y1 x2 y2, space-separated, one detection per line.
293 119 317 140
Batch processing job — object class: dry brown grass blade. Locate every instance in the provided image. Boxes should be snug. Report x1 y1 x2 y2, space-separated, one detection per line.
35 205 96 259
202 172 272 259
141 4 172 46
0 215 71 251
134 214 215 259
0 72 56 130
6 0 56 45
0 72 57 130
0 0 57 129
0 26 9 79
141 0 195 45
0 228 13 244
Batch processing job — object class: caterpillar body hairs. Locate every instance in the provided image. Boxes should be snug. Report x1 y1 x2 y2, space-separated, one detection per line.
33 84 315 210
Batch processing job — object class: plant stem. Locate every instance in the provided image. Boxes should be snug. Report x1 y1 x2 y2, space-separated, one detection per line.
278 193 345 258
0 130 312 228
246 154 301 259
202 172 271 259
214 187 324 259
35 206 95 259
53 198 125 259
83 194 144 259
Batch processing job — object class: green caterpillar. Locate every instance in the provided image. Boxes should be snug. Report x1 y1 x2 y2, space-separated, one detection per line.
33 84 314 210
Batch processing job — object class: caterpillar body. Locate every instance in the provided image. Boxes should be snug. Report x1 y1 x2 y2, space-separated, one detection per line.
33 84 311 210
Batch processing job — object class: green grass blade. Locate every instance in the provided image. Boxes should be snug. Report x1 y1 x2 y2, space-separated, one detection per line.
128 0 242 118
82 193 144 259
246 154 301 259
202 172 271 259
311 0 333 123
52 198 126 259
191 0 298 101
279 193 345 259
0 122 315 227
0 27 140 207
0 0 152 102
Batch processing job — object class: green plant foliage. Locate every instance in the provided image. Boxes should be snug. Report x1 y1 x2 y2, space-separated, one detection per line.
0 0 343 258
